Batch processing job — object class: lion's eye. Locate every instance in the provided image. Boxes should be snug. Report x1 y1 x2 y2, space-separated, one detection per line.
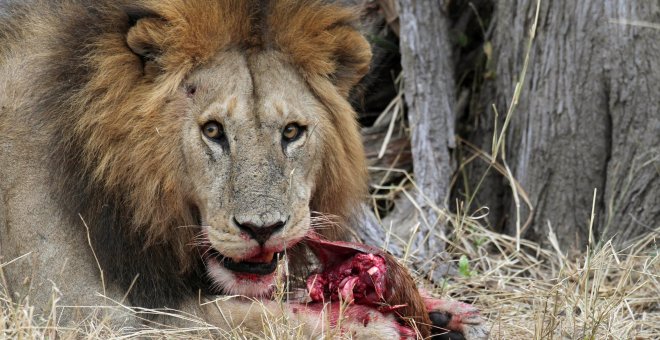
282 123 304 142
202 121 224 141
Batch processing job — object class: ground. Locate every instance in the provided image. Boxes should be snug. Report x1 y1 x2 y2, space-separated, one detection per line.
1 205 658 339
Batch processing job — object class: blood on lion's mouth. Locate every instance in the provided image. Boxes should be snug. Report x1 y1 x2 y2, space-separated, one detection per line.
207 247 282 276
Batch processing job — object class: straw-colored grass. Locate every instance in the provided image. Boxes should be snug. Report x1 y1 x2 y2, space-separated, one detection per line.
2 204 658 339
371 170 659 339
440 216 660 339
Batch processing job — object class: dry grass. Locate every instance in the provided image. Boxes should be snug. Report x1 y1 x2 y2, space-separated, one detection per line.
370 166 659 340
365 168 659 340
2 208 658 339
440 216 660 339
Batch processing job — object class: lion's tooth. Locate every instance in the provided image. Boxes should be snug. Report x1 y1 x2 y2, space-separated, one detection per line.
262 251 275 263
243 251 275 263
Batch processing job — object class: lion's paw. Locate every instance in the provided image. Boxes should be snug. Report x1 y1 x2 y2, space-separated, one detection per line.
425 297 489 340
342 305 416 339
291 303 415 339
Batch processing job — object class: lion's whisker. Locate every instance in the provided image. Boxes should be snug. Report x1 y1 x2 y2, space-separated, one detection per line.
175 224 203 229
200 248 214 258
190 239 211 247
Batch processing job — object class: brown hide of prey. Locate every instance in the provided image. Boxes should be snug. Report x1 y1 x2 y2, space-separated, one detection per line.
304 235 432 338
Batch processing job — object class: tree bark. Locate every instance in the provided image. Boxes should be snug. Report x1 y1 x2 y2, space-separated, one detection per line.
468 1 660 252
352 0 658 268
396 0 456 281
600 3 660 245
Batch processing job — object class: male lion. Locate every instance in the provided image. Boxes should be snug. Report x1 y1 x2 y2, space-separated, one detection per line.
0 0 484 338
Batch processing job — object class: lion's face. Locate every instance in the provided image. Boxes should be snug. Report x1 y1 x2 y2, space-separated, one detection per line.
177 51 326 296
57 1 371 301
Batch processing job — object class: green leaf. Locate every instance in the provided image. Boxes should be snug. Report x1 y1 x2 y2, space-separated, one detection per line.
458 255 473 278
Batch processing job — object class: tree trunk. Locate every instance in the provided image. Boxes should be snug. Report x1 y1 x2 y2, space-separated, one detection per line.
395 0 456 280
600 3 660 245
468 1 660 252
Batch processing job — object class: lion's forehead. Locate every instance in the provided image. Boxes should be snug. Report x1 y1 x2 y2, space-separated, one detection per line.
192 50 321 129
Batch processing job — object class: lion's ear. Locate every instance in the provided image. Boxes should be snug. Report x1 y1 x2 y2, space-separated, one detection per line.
329 27 373 97
271 5 373 98
125 7 167 74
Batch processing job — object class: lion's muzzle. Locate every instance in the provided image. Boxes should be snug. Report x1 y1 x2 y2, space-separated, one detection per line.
232 217 286 245
207 246 283 275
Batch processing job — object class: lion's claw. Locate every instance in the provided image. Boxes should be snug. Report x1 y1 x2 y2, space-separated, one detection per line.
425 297 489 340
430 312 465 340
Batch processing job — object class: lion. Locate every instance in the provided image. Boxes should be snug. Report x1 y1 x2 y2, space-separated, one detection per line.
0 0 484 338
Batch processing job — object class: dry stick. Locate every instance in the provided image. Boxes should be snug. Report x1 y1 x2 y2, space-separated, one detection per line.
377 98 401 160
0 252 32 268
375 151 405 187
455 137 534 234
369 167 449 223
583 188 598 324
121 274 140 305
377 74 404 159
546 221 566 269
491 0 542 159
501 151 522 252
488 0 541 251
80 214 106 298
372 72 404 128
452 152 480 199
451 0 541 253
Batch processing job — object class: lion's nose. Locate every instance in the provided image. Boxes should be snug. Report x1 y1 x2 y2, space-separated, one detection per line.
233 218 286 245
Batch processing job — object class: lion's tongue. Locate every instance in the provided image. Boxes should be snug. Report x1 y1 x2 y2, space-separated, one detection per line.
243 251 275 264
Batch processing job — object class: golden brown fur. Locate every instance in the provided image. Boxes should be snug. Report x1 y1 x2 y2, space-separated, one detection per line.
1 0 370 314
68 0 370 266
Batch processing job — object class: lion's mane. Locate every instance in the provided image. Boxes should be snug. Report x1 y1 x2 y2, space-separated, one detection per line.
4 0 370 307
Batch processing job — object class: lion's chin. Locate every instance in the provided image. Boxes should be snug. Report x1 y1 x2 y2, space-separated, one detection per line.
205 255 280 298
